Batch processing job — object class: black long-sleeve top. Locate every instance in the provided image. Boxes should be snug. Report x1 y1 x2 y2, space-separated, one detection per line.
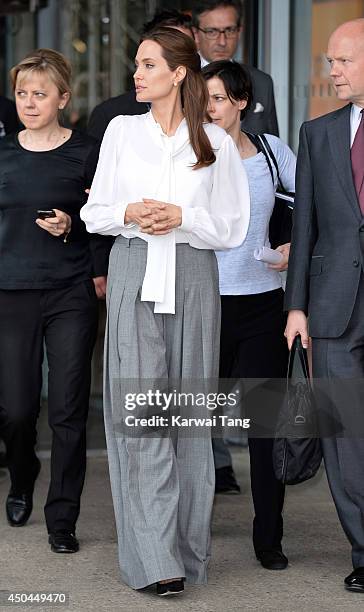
0 130 111 289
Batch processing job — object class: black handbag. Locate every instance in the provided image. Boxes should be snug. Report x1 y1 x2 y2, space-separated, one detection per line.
273 336 322 485
248 133 294 249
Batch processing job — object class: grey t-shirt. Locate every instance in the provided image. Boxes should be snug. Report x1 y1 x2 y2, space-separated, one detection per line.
216 134 296 295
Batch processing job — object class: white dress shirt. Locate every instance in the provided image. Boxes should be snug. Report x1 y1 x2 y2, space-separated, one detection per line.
199 54 209 68
350 103 363 147
81 111 250 313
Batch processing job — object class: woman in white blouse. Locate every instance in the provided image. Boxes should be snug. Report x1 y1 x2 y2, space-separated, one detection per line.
81 29 250 595
203 61 296 571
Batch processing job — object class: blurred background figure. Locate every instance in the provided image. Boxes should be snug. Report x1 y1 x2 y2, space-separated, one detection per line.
0 95 18 137
192 0 279 136
143 7 193 37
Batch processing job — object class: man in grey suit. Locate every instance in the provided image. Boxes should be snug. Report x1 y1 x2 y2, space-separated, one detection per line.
192 0 279 136
285 19 364 593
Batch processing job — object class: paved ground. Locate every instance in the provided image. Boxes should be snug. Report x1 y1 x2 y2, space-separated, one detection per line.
0 405 363 612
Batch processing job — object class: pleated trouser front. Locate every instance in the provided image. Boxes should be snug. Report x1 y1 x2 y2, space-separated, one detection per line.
103 236 219 589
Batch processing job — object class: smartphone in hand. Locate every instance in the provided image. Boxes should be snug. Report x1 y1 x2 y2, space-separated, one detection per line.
37 209 56 220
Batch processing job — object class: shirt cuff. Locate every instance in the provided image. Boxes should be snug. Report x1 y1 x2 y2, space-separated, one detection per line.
180 207 196 233
113 203 136 228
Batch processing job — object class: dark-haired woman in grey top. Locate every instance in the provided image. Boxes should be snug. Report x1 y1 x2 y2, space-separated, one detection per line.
203 61 296 571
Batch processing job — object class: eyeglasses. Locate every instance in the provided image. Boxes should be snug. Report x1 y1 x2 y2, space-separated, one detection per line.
198 26 240 39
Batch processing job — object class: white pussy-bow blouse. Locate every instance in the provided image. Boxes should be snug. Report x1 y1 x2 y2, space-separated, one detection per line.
81 111 250 313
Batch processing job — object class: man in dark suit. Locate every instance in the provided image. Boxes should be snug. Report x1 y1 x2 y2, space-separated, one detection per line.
192 0 279 136
0 95 18 472
285 19 364 593
88 10 194 141
0 95 18 138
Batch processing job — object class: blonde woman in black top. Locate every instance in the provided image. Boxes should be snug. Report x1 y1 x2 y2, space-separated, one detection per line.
0 49 109 553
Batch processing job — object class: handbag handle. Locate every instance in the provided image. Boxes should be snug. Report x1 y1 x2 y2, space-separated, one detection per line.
259 134 286 193
246 133 275 187
287 335 310 381
246 132 291 196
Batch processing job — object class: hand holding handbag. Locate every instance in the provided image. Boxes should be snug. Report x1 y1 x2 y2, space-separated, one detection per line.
273 335 322 485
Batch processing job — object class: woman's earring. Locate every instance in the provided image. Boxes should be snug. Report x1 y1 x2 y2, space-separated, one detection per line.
173 82 177 87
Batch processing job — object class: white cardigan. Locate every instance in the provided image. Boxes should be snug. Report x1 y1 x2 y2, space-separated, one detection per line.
81 111 250 313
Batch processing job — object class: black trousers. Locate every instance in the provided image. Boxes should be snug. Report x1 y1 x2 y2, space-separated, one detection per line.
220 289 288 553
0 282 98 532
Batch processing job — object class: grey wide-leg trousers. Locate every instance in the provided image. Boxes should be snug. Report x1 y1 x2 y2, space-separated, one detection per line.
103 237 219 589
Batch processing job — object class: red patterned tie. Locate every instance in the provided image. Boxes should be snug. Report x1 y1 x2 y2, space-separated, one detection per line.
351 109 364 214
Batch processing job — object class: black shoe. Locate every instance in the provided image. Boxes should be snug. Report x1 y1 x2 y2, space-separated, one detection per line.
344 567 364 592
156 580 184 596
6 492 34 527
6 457 41 527
48 530 79 554
215 465 241 494
257 549 288 570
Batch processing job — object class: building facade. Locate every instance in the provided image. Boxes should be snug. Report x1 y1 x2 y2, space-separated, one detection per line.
1 0 364 150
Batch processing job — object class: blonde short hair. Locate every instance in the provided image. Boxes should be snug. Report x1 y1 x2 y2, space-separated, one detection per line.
10 48 72 100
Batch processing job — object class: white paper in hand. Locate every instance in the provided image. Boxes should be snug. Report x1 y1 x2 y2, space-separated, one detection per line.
254 246 283 265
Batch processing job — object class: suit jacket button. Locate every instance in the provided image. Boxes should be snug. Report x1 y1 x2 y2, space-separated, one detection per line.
353 259 360 267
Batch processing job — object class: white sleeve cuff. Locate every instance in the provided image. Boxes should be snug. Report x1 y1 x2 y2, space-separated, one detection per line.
113 203 137 228
180 207 196 233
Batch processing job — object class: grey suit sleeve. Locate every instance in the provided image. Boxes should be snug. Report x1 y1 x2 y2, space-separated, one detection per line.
284 123 318 313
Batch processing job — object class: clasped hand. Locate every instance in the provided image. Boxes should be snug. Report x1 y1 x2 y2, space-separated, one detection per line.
125 199 182 235
35 208 71 237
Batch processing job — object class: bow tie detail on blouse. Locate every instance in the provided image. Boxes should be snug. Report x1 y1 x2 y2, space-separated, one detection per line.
141 114 190 313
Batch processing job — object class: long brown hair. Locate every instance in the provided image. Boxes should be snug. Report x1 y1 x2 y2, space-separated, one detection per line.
141 27 216 169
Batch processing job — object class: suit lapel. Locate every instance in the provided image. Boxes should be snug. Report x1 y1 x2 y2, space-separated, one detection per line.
327 104 361 221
